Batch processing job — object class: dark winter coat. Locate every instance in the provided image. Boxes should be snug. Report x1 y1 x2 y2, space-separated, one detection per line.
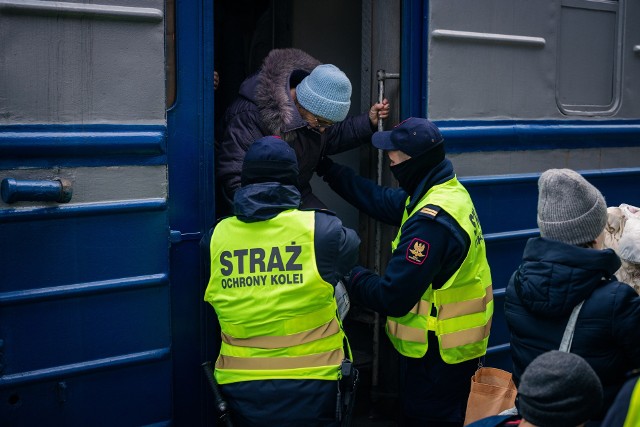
216 48 374 214
505 237 640 419
212 181 360 427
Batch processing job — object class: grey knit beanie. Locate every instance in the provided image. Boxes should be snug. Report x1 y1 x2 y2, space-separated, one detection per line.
296 64 352 123
537 169 607 245
518 350 603 427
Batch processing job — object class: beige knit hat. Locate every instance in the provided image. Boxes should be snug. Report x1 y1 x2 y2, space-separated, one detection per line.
537 169 607 245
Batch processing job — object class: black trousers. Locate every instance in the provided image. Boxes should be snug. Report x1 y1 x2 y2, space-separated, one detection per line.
398 333 479 427
221 379 339 427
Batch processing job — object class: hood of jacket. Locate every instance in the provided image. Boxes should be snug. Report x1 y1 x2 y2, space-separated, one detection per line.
512 237 622 317
233 182 301 222
251 48 321 140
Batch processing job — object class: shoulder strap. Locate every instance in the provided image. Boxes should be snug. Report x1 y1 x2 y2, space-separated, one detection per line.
559 300 585 352
416 204 442 220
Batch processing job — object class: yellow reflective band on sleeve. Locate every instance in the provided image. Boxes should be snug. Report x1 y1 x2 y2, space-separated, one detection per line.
623 379 640 427
440 318 493 349
439 287 493 320
216 348 345 370
218 304 336 338
221 318 341 349
387 319 427 343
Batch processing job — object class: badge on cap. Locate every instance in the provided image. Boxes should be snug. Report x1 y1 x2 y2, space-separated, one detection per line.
406 238 430 265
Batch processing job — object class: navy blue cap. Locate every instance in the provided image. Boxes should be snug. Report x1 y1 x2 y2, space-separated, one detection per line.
241 136 299 187
372 117 444 157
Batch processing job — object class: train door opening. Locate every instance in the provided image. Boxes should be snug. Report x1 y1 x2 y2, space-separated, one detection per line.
212 0 404 423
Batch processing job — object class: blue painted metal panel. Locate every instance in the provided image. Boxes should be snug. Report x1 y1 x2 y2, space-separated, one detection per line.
0 124 166 168
462 174 540 234
1 359 172 426
463 168 640 236
0 201 172 424
0 207 167 290
437 120 640 153
400 0 426 118
582 168 640 207
1 0 214 423
0 6 174 422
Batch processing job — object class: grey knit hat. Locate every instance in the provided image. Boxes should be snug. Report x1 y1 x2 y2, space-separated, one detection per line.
518 351 603 427
537 169 607 245
296 64 352 123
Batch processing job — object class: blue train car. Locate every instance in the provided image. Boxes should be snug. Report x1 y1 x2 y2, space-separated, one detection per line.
1 0 638 425
0 0 214 425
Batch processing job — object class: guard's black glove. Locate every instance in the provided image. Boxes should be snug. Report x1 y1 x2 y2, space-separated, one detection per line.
344 266 367 293
315 156 334 177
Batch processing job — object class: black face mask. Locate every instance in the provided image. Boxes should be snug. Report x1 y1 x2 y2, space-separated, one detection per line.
389 144 446 195
390 157 425 195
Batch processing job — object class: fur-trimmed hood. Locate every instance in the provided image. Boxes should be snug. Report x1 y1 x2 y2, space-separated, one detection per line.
254 48 321 140
216 49 373 215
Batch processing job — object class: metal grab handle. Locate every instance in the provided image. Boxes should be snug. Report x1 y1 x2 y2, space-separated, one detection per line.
376 69 399 131
372 69 399 401
1 177 73 203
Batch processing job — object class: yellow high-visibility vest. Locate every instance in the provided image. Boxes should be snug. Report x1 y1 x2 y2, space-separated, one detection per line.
386 177 493 363
205 209 348 384
623 378 640 427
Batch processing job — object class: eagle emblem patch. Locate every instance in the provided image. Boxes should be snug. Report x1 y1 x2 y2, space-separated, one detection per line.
406 238 430 265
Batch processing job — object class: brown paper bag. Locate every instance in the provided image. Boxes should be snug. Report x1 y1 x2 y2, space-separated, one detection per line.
463 367 518 426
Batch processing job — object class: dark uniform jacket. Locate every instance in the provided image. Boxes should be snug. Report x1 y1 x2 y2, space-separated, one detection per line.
505 237 640 419
320 158 479 423
216 48 374 214
320 158 469 315
209 181 360 427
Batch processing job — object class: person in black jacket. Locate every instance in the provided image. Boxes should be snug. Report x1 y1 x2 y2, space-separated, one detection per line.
317 118 493 427
204 135 361 426
505 168 640 422
215 48 389 217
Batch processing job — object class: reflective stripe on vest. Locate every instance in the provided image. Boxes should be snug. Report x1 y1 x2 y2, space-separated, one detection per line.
221 317 341 348
387 286 494 347
217 348 345 370
386 177 493 363
623 378 640 427
205 209 346 384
